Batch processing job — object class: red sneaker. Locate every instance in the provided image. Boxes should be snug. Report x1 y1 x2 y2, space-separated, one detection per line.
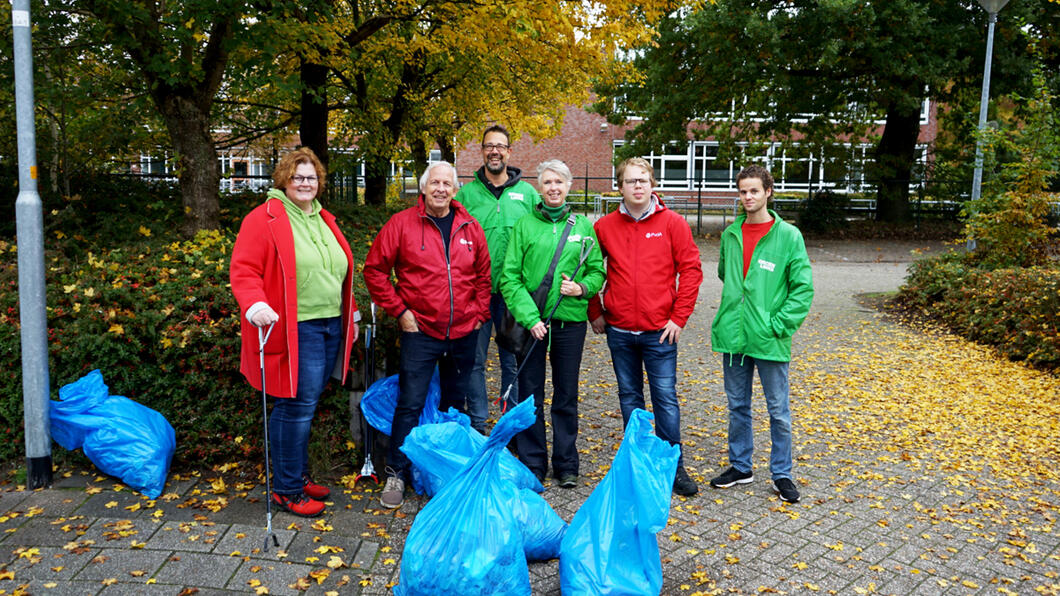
302 476 331 500
272 492 325 517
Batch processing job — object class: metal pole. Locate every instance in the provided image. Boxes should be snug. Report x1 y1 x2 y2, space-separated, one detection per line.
583 164 589 213
695 171 703 235
970 12 998 203
13 0 53 489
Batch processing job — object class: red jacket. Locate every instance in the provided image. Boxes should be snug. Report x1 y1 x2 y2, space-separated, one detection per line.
588 197 703 331
230 198 360 398
363 196 491 340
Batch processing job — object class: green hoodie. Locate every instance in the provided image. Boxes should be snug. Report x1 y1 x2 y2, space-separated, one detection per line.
268 188 348 321
455 167 541 292
711 210 814 362
500 205 604 328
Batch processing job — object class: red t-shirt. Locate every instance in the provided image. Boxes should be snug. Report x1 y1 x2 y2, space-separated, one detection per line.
741 219 774 278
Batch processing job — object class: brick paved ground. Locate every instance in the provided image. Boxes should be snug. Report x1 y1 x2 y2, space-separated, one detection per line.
1 237 1057 595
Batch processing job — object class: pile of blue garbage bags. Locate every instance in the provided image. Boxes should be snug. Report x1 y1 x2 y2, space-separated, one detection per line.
49 370 176 499
361 373 680 596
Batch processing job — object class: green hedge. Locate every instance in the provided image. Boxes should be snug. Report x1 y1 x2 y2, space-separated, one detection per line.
895 252 1060 370
0 177 396 469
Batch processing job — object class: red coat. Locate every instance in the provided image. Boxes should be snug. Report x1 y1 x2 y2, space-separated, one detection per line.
363 196 491 340
230 198 360 398
588 197 703 331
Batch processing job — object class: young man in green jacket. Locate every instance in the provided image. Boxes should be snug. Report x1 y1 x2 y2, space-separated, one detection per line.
710 165 814 503
455 125 541 432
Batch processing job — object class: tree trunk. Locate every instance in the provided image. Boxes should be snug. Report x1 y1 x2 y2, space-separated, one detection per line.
437 135 455 164
364 156 389 206
410 138 428 184
157 95 221 235
872 102 922 223
299 60 329 168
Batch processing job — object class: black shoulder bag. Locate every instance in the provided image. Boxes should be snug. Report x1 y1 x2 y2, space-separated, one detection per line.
496 215 577 361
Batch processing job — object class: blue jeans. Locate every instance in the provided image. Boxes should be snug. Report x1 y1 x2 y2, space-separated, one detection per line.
269 317 342 495
512 320 585 478
606 328 684 467
389 329 479 479
466 293 518 433
722 354 792 480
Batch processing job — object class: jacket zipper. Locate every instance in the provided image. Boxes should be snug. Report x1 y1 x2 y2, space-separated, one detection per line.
423 215 470 340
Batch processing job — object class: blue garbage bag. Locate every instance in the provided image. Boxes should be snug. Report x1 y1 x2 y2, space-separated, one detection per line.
400 409 543 496
512 487 567 561
50 370 176 499
360 369 450 436
401 412 563 560
559 409 679 596
395 396 537 595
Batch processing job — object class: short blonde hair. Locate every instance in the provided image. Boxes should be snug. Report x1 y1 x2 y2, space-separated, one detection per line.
537 159 573 186
272 147 327 194
615 157 656 189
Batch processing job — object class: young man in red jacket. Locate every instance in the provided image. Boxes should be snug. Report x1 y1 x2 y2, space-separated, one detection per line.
363 161 492 509
589 157 703 496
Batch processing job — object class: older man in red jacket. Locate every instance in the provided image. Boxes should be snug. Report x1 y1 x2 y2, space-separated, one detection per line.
589 157 703 497
363 161 491 509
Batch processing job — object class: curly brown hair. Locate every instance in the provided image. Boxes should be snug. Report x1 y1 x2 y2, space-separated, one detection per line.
272 147 327 194
736 164 774 192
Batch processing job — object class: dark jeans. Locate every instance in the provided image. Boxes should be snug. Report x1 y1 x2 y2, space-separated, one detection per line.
466 293 519 433
270 316 342 495
605 327 684 467
388 329 479 479
512 320 586 478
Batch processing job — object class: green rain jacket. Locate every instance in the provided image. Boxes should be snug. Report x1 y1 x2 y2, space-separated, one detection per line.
500 205 604 328
711 210 814 362
455 167 541 292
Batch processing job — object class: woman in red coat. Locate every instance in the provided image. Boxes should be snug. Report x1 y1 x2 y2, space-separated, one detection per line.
230 148 360 517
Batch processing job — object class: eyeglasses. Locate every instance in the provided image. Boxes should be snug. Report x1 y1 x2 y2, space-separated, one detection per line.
623 178 650 187
290 175 318 183
481 143 510 151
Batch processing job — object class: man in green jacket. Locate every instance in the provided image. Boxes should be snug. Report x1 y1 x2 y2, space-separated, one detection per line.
455 125 541 433
709 165 814 504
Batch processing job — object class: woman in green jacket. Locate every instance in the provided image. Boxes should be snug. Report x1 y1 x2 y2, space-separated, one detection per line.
500 160 604 487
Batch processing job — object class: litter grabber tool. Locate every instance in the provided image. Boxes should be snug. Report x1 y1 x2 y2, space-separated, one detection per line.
498 237 596 413
257 322 280 552
355 303 379 486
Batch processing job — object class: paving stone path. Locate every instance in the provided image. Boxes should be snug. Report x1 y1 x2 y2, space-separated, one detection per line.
1 237 1057 595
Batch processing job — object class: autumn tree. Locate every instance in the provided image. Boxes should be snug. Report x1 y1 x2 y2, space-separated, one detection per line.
329 0 674 205
0 2 164 195
69 0 261 234
597 0 1055 222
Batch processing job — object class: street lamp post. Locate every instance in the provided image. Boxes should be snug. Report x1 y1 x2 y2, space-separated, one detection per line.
970 0 1010 203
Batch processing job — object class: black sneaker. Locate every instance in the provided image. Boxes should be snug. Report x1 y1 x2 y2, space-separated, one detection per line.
673 466 698 497
557 474 578 489
709 466 754 488
773 478 800 503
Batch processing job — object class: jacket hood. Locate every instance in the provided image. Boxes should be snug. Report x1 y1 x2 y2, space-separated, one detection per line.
618 192 665 221
475 166 525 194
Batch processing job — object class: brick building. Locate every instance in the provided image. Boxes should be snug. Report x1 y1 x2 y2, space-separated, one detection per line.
454 100 938 197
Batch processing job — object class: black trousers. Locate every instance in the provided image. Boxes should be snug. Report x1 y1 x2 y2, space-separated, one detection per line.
512 320 586 478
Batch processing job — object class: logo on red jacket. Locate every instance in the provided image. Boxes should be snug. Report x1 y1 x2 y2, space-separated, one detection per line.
645 232 663 239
